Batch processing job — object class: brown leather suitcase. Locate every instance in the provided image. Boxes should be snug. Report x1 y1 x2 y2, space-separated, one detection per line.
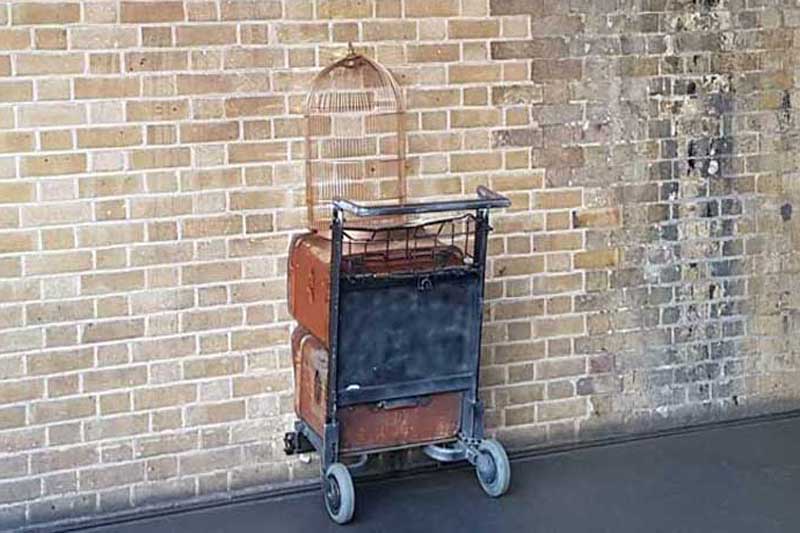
287 232 464 347
291 326 461 453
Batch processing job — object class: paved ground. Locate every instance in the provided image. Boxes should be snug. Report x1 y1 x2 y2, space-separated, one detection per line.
87 415 800 533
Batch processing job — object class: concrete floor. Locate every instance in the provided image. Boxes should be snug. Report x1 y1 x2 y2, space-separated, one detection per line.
88 415 800 533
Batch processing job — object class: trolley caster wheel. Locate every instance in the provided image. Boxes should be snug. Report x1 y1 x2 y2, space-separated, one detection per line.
284 430 315 456
323 463 355 524
283 432 298 455
474 439 510 498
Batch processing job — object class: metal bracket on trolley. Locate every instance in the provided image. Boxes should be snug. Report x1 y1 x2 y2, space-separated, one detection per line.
423 436 484 466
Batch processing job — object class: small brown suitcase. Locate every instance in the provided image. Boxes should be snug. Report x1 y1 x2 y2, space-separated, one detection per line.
287 232 465 347
291 325 461 453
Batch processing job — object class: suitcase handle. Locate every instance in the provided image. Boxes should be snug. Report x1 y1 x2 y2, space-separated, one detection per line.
376 396 430 411
332 186 510 218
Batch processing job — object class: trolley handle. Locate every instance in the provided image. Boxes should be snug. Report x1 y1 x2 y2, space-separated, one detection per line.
332 186 510 218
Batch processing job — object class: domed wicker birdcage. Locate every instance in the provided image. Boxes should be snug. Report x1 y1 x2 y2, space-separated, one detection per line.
304 45 406 233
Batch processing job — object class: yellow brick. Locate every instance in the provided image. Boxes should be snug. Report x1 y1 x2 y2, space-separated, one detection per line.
533 233 582 252
0 380 43 405
40 130 72 151
34 28 67 49
179 122 239 143
27 300 94 325
0 29 31 49
451 109 501 128
75 77 140 99
276 23 329 43
224 96 283 117
46 373 80 397
534 316 585 338
147 124 177 145
406 0 459 17
41 227 74 249
12 3 81 24
0 258 21 277
535 190 582 209
96 200 127 221
182 262 241 285
182 215 243 238
224 48 283 69
183 308 242 332
449 19 500 39
127 100 189 122
134 384 196 409
0 56 9 77
19 103 85 127
78 223 144 247
228 235 287 257
120 1 185 22
186 400 244 425
130 196 192 219
70 27 138 49
363 21 416 41
318 0 372 18
0 132 34 154
20 153 86 177
138 26 171 47
493 256 545 277
81 271 145 295
220 1 282 20
36 78 71 100
125 51 188 72
184 355 243 379
15 53 84 75
25 251 91 275
0 280 39 302
176 73 243 95
574 249 619 269
407 44 460 63
82 319 145 344
450 151 502 172
0 81 33 102
89 53 121 74
175 25 237 46
84 2 117 23
77 126 142 148
22 202 91 227
228 142 286 163
84 367 147 393
492 174 544 191
449 64 502 84
147 221 178 241
130 148 190 170
546 212 572 231
79 175 143 198
229 190 288 210
0 182 36 204
31 397 96 424
408 88 460 109
572 208 621 228
180 168 241 191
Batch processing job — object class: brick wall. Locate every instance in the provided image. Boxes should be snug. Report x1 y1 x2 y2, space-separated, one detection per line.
1 0 799 527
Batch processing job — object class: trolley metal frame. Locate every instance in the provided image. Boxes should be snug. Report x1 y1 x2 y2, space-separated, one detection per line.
284 186 511 523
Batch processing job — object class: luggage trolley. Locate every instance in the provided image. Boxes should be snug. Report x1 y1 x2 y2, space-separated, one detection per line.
284 187 511 523
282 47 512 524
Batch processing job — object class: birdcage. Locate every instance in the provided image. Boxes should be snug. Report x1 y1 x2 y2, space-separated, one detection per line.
304 45 406 233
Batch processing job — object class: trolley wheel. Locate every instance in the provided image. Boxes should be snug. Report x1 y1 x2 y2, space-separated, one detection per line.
474 439 510 498
323 463 355 524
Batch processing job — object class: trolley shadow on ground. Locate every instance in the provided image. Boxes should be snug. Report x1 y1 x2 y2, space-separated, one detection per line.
89 414 800 533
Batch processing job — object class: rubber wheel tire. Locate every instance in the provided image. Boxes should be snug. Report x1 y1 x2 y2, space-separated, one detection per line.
323 463 355 524
475 439 511 497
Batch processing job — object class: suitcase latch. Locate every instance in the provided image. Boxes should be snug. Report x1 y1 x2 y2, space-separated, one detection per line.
417 276 433 292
